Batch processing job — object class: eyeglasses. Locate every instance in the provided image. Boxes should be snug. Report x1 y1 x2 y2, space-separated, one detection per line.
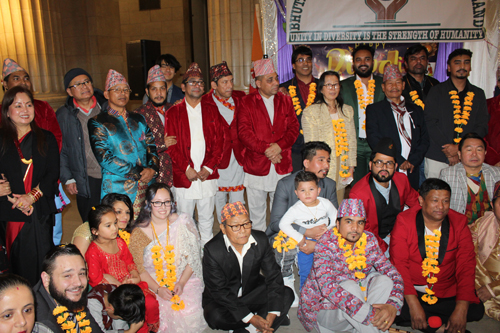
186 80 205 87
324 83 340 90
225 221 252 232
151 200 172 207
108 88 132 94
373 160 396 169
296 58 312 64
70 80 92 89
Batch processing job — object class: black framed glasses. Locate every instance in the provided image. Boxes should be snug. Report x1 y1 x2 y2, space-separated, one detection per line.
151 200 172 207
373 160 396 169
225 221 253 232
70 80 92 89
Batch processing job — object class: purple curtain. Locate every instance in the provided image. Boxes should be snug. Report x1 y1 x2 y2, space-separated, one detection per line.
434 42 463 82
275 0 294 82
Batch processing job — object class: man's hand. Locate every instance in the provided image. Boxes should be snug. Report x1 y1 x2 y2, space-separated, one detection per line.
126 320 145 333
264 313 277 333
278 87 289 96
265 143 282 159
406 295 427 330
448 155 460 166
299 239 316 255
249 315 274 332
399 161 415 173
445 301 468 333
65 183 78 195
372 304 397 331
477 285 494 303
140 168 156 183
442 144 459 158
304 224 328 240
269 154 282 165
186 166 199 182
165 135 177 148
198 167 211 182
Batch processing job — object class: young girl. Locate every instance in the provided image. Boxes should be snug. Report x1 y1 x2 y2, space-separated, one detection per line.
129 183 207 332
85 205 159 333
72 193 133 255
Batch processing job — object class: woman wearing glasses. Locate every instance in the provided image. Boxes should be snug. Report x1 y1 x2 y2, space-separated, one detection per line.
88 69 159 219
129 183 207 333
302 71 357 203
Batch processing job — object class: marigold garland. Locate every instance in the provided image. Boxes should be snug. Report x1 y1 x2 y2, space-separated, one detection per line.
288 83 317 116
151 221 185 311
213 90 235 111
354 79 375 131
409 90 425 110
52 306 92 333
273 230 298 253
333 227 368 299
332 119 350 178
421 229 441 305
450 90 474 144
118 229 130 246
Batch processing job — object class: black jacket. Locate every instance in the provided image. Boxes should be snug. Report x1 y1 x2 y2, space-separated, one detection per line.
56 89 107 197
402 74 440 104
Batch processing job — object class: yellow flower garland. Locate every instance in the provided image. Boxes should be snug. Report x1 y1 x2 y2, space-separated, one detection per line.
421 229 441 305
354 79 375 131
273 230 298 253
332 119 350 178
118 229 130 246
450 90 474 144
288 82 317 116
409 90 425 109
53 306 92 333
151 222 185 311
333 227 368 298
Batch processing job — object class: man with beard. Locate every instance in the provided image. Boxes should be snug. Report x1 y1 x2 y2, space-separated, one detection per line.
166 63 225 246
341 45 385 185
424 48 489 179
349 138 419 253
142 53 184 105
34 244 103 332
134 65 175 187
279 45 318 172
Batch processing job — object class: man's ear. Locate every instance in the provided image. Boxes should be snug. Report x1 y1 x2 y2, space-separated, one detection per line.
2 80 8 90
255 79 262 89
66 88 74 97
104 90 110 100
41 271 50 290
220 223 227 235
317 186 321 195
211 81 217 91
457 151 462 161
181 83 186 93
303 158 310 170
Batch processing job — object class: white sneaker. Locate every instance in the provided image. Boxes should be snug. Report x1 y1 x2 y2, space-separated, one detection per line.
283 275 299 307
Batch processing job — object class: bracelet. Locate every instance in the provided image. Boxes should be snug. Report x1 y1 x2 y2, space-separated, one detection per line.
156 286 160 294
28 188 42 203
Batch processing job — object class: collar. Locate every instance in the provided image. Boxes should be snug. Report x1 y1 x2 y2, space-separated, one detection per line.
259 93 275 102
107 106 127 118
355 73 374 82
295 75 314 86
74 96 97 114
387 95 405 107
448 78 470 94
223 234 257 253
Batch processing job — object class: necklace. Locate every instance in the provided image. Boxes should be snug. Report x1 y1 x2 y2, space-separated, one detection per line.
288 82 317 116
450 90 474 144
422 229 441 305
331 118 350 178
354 79 375 131
213 90 235 111
304 202 319 221
53 306 92 333
118 229 130 246
151 220 185 311
409 90 425 109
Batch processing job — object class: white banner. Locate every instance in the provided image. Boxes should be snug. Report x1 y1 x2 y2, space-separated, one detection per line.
286 0 486 44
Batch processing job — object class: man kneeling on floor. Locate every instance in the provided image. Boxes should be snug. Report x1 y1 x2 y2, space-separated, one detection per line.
203 201 294 333
298 199 404 332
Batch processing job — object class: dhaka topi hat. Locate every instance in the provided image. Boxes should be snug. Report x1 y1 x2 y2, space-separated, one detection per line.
383 64 403 82
182 62 203 82
221 201 248 224
337 199 366 218
253 59 275 77
210 61 232 82
64 68 93 90
373 137 397 160
2 58 26 80
105 69 129 91
147 65 166 85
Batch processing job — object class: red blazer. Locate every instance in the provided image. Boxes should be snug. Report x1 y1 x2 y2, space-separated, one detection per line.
165 99 225 188
237 91 299 175
389 206 479 303
349 172 419 252
201 90 246 169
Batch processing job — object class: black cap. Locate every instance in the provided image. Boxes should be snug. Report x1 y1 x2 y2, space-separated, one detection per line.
374 137 397 159
64 68 93 90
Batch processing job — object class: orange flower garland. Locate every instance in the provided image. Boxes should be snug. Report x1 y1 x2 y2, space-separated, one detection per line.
354 79 375 131
334 227 368 299
273 230 298 253
53 306 92 333
409 90 425 109
151 222 185 311
288 83 317 116
421 229 441 305
332 119 350 178
450 90 474 144
118 229 130 246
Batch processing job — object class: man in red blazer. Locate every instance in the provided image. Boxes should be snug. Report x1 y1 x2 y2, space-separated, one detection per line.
202 61 246 223
165 63 225 245
390 178 484 333
237 59 299 231
350 138 419 253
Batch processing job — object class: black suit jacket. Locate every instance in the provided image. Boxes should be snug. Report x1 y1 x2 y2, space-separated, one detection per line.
202 230 285 322
366 98 429 188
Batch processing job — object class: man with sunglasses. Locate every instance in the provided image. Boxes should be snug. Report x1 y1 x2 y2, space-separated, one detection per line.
349 138 419 254
166 62 225 246
203 201 294 333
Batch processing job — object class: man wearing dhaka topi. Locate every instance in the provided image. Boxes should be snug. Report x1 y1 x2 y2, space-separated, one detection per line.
298 198 404 333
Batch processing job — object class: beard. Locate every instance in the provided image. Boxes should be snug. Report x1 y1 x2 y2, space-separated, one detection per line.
49 279 88 312
354 64 374 78
149 97 167 107
372 169 394 183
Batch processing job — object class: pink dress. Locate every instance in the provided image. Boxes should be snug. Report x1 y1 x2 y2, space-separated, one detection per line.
142 213 207 332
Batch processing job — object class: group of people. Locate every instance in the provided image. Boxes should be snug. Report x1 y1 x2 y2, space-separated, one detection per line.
0 41 499 333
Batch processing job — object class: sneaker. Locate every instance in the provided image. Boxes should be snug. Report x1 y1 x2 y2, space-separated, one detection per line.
283 275 299 307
